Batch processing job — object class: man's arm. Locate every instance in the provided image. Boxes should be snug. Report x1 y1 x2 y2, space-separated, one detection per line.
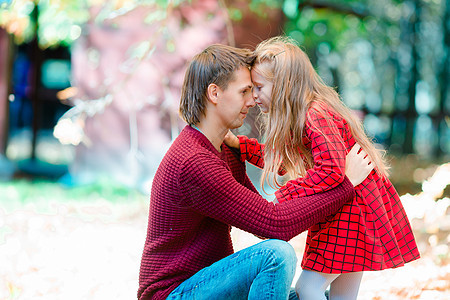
179 153 355 241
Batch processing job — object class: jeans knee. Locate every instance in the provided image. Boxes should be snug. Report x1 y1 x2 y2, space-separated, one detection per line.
262 239 297 269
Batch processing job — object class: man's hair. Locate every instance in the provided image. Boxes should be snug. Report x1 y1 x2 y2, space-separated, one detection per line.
179 44 254 125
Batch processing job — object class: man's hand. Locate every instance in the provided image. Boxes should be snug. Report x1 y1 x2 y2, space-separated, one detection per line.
224 130 240 149
345 143 374 186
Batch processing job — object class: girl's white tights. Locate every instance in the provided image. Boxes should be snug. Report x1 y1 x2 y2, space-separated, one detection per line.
295 270 363 300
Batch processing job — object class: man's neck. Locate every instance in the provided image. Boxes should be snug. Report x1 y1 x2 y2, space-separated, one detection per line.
195 121 228 152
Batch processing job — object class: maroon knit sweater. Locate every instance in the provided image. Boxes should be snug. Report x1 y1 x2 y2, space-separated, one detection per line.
138 125 355 300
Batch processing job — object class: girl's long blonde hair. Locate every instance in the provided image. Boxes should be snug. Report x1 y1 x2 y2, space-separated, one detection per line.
254 36 388 190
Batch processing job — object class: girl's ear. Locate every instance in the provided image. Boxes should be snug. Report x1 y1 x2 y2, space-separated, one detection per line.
206 83 220 105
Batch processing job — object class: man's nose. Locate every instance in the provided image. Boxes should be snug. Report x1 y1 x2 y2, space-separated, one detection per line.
246 93 256 107
252 87 258 100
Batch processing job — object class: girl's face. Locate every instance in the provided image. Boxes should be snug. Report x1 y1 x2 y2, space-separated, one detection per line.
251 63 273 113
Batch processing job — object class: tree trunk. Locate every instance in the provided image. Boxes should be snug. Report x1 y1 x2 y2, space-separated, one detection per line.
0 28 12 154
29 2 43 160
437 0 450 157
404 0 420 154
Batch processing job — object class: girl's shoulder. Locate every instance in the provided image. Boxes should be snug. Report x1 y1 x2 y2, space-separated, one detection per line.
307 102 344 124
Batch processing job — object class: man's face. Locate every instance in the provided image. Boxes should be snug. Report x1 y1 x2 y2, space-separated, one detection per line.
216 66 255 129
251 62 273 114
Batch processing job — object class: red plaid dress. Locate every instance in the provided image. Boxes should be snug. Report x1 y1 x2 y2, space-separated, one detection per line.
238 105 420 273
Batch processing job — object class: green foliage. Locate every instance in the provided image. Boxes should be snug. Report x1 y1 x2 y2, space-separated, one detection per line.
0 178 145 213
38 0 90 47
228 6 243 21
227 0 282 20
0 0 90 46
248 0 281 17
0 0 188 47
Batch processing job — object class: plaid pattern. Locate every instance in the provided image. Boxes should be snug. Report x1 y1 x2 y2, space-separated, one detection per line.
238 105 420 273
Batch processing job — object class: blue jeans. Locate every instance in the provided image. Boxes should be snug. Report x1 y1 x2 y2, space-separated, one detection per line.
166 239 297 300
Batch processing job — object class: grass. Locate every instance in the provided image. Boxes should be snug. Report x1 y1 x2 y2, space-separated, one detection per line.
0 177 147 215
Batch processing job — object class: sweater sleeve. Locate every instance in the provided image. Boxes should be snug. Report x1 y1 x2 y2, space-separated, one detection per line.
179 152 354 241
275 108 347 201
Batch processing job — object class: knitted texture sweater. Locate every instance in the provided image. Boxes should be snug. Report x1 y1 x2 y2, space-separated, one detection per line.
137 125 355 300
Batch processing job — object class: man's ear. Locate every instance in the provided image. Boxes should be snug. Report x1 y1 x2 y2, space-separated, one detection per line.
206 83 220 105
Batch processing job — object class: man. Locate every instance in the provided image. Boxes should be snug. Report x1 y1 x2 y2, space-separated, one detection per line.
138 44 370 300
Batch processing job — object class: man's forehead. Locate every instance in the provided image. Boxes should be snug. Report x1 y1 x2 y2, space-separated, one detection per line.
235 80 252 90
231 67 252 84
235 66 251 76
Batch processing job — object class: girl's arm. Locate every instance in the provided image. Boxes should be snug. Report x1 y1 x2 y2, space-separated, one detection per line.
223 130 265 168
224 125 372 200
224 130 264 167
223 130 286 174
237 135 266 167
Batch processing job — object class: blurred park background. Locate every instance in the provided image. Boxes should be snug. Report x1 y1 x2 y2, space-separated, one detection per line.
0 0 449 299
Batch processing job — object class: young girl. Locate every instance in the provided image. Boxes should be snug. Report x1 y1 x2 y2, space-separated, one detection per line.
226 36 420 299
